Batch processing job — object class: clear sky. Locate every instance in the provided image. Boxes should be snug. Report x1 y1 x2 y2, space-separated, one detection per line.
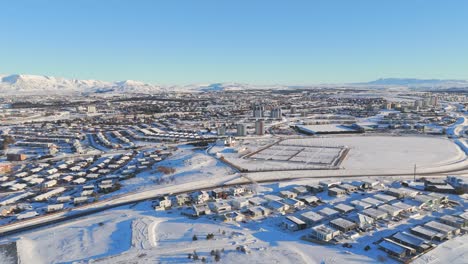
1 0 467 85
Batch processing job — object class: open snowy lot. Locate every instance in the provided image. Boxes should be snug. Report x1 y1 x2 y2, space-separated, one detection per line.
283 136 464 170
0 202 378 264
219 135 466 177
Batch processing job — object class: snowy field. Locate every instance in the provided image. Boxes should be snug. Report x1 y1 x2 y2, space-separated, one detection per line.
0 202 380 264
219 135 466 176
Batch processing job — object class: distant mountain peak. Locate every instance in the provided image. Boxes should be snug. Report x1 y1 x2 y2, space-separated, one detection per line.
0 73 162 95
364 78 468 86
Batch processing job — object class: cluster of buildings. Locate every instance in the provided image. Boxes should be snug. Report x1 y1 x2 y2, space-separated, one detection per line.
0 149 168 222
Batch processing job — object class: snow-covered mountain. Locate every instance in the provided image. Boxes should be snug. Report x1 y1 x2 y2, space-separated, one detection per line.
2 74 466 95
360 78 468 89
0 74 164 95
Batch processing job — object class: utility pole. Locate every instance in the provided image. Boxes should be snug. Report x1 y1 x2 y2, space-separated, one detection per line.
414 164 417 181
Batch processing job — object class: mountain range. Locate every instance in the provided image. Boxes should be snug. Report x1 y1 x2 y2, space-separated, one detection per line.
1 74 467 95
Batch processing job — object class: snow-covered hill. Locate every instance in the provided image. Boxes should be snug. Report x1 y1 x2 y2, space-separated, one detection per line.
0 74 164 95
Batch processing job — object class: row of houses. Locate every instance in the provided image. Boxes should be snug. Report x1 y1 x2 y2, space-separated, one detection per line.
378 215 467 260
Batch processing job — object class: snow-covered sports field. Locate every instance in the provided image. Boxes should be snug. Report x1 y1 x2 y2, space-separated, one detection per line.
219 135 466 175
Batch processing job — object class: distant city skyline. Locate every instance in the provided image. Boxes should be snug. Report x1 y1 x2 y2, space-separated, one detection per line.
1 0 468 85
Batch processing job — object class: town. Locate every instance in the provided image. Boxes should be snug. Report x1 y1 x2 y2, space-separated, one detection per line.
0 83 467 263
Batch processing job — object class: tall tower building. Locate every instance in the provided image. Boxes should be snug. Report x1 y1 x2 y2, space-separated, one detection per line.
236 124 246 136
255 120 265 136
253 103 264 118
270 107 282 119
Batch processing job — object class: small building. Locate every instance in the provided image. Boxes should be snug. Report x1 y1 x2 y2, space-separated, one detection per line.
350 200 373 210
191 191 210 204
0 205 15 216
297 195 320 205
391 201 417 212
300 211 324 226
410 225 446 241
373 193 397 203
211 188 228 199
424 221 460 237
306 184 323 193
378 204 403 217
337 184 358 193
334 203 354 214
211 201 232 213
246 206 271 218
73 196 89 205
378 239 415 258
439 215 467 228
153 196 172 210
310 224 340 241
317 207 339 218
229 186 246 196
176 193 190 206
361 197 383 207
361 179 381 189
392 232 432 252
56 196 72 203
192 204 211 216
266 200 290 213
290 186 308 195
328 187 346 197
282 198 305 209
279 190 297 199
282 216 307 231
17 211 38 220
362 208 388 220
248 197 268 206
264 194 283 202
329 218 357 232
7 153 27 161
231 198 249 210
319 180 341 190
386 188 418 199
221 211 244 222
46 203 64 213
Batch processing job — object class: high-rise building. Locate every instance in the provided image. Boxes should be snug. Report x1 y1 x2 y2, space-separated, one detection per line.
217 126 226 136
236 124 246 136
290 106 297 114
270 107 282 119
253 104 264 118
255 120 265 135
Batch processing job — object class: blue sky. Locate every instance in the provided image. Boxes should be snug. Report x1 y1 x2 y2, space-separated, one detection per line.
1 0 467 85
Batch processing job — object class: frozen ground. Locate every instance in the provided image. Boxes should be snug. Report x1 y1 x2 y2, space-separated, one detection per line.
103 146 236 198
219 135 467 178
0 202 377 264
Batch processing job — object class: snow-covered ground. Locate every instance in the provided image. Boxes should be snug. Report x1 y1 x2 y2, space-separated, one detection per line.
219 135 466 175
0 202 381 264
